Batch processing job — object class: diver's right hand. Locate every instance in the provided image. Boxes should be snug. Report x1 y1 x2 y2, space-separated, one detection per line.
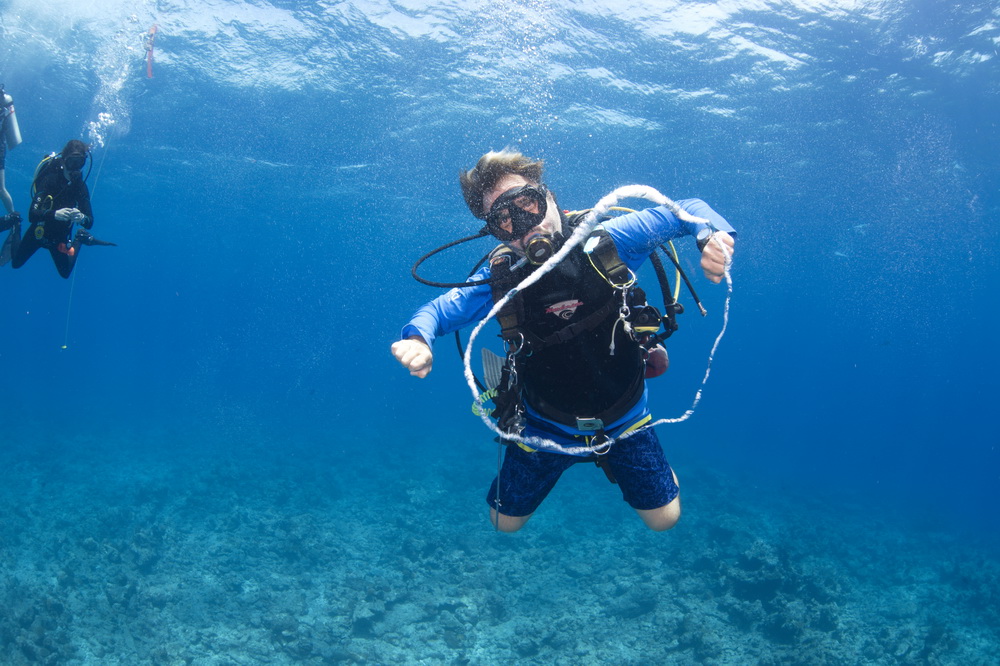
392 336 433 378
54 208 82 222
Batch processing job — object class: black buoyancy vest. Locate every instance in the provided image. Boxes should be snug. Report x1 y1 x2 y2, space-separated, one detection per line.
489 218 645 426
30 157 71 214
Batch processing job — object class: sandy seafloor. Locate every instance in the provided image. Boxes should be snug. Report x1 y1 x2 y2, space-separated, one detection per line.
2 419 997 665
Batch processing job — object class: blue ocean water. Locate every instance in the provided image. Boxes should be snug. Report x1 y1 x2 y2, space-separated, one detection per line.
1 0 998 663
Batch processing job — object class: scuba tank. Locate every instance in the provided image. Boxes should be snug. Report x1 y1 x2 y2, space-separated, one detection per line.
1 90 22 149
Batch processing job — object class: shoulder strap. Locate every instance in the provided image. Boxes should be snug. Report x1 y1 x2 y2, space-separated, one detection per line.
573 208 686 342
488 245 526 344
586 227 632 287
565 210 632 287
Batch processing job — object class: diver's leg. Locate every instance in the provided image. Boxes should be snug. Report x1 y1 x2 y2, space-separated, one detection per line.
0 169 13 214
608 428 682 531
634 474 681 531
10 228 39 269
51 247 77 279
0 213 19 266
49 226 95 278
488 509 532 533
486 444 575 533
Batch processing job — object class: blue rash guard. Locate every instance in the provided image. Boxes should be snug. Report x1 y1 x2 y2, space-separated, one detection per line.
401 199 736 451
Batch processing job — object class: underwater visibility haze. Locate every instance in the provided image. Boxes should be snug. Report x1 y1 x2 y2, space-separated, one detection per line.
1 0 998 662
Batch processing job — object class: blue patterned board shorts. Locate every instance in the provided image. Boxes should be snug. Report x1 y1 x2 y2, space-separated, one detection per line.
485 426 679 517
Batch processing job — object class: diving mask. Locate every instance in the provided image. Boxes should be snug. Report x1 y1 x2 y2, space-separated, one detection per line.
64 152 88 172
484 184 548 242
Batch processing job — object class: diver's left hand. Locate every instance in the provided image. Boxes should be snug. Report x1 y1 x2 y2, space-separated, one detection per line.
54 208 85 223
700 231 734 284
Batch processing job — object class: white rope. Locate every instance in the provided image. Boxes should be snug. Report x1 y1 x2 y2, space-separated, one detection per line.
463 185 728 456
617 234 733 440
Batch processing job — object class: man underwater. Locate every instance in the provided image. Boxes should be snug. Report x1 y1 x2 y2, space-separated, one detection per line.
393 150 735 532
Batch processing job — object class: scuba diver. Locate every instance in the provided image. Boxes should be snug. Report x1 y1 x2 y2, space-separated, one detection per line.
391 149 736 533
5 139 115 277
1 84 23 261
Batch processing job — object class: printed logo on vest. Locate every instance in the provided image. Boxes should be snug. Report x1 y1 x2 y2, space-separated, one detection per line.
545 299 583 320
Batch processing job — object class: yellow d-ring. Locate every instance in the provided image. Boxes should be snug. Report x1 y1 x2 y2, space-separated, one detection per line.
34 225 45 240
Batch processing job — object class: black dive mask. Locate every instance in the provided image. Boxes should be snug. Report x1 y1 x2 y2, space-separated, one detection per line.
484 184 548 241
64 152 87 172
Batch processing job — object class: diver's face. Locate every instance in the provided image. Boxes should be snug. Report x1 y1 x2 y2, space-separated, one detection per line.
482 175 561 253
64 153 87 171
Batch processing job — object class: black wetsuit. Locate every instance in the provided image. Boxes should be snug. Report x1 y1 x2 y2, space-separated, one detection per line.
12 157 94 278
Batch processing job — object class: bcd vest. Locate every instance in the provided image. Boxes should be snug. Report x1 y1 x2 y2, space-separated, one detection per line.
488 218 646 427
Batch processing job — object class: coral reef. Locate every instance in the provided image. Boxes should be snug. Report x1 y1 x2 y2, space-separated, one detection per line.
0 435 997 664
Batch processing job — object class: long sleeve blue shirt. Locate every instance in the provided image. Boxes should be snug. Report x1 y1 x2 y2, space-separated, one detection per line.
401 199 735 447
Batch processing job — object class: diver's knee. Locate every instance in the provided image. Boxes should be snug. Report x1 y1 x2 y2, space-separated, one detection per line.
637 498 681 532
490 509 530 533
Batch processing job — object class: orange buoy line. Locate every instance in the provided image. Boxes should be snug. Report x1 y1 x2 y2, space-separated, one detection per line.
145 24 158 79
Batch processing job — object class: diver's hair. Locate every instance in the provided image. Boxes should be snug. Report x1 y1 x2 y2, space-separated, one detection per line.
460 149 544 219
60 139 90 158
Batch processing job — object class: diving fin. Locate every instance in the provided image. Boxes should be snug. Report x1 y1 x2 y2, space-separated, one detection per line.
481 348 506 390
75 229 117 247
0 218 21 266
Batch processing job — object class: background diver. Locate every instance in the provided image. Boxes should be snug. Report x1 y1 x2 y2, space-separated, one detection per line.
392 149 735 533
3 139 115 276
1 83 23 261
